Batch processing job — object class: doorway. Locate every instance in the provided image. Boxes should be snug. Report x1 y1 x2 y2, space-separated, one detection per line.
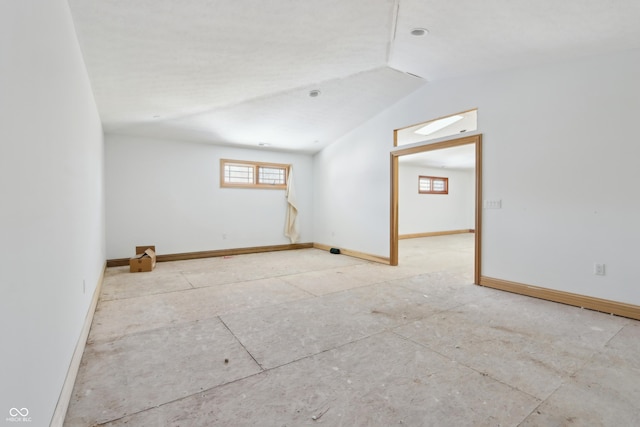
390 134 482 284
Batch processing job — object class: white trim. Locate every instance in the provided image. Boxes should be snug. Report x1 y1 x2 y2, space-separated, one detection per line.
50 263 105 427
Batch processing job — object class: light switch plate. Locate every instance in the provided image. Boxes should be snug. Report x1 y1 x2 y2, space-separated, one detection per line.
484 199 502 209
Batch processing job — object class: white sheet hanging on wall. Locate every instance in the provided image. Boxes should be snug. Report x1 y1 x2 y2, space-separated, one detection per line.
284 166 299 243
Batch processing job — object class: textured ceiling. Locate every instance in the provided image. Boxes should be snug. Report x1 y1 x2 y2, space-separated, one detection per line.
390 0 640 80
67 0 640 153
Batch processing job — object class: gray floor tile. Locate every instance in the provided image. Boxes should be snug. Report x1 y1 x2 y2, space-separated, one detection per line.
89 277 312 343
64 317 262 426
102 332 540 427
220 282 449 369
65 234 640 426
393 294 628 400
101 268 193 301
520 350 640 426
280 265 371 296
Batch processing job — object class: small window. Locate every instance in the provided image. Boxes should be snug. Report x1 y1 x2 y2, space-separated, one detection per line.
419 176 448 194
258 167 286 185
220 159 288 189
395 108 478 147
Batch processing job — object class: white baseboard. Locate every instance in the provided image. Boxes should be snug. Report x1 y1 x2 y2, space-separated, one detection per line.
50 263 105 427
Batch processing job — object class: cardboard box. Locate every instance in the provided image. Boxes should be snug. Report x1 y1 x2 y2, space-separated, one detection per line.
130 246 156 273
135 245 156 255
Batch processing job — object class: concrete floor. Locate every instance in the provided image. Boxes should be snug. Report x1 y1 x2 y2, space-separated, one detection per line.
65 234 640 426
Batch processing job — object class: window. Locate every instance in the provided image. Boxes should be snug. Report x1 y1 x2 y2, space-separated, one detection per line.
220 159 288 189
419 176 448 194
395 108 478 147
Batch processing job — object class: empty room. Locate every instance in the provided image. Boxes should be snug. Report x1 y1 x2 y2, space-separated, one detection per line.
2 1 640 426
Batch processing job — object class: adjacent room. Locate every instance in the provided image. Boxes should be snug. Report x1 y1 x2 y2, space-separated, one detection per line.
2 1 640 426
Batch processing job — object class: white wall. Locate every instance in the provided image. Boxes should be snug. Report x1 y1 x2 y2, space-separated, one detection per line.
313 128 390 254
314 49 640 305
0 1 105 425
399 165 474 235
105 135 314 259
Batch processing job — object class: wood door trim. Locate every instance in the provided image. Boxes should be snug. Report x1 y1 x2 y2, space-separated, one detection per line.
390 133 482 284
480 276 640 320
399 229 474 240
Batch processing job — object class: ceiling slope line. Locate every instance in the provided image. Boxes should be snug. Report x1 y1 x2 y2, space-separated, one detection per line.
386 0 401 64
108 65 398 128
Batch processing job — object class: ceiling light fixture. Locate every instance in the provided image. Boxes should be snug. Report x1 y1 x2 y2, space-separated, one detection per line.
415 115 464 136
410 28 429 36
309 90 321 97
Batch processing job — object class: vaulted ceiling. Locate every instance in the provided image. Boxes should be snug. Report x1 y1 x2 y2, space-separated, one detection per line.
68 0 640 154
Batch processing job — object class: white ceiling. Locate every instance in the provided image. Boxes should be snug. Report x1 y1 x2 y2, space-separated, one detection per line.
399 144 476 170
67 0 640 154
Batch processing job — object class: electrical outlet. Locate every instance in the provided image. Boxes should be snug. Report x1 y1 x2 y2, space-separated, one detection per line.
594 264 605 276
